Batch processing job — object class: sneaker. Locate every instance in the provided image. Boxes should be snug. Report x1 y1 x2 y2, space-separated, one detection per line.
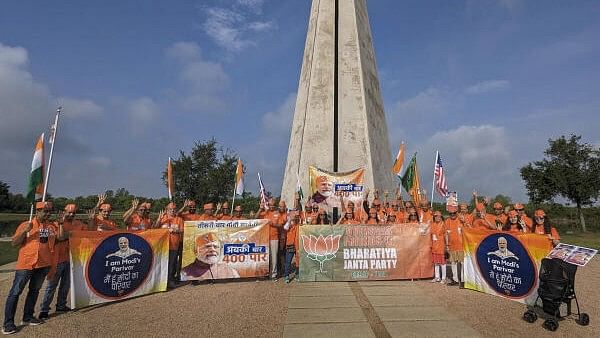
447 281 459 286
439 279 446 284
167 281 177 289
285 278 290 284
55 306 71 313
430 278 438 283
2 325 17 335
21 318 44 326
38 312 49 320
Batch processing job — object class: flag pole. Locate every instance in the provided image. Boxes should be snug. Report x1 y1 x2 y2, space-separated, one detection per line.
430 151 437 208
42 106 61 202
167 157 173 201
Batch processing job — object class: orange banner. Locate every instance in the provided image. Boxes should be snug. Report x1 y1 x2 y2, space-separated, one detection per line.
299 224 433 281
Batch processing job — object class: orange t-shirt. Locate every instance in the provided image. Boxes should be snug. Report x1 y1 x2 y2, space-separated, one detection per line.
127 213 153 231
268 212 287 240
532 225 561 240
394 211 407 223
285 222 299 247
494 214 508 227
341 218 361 225
219 214 233 221
472 214 497 230
182 213 203 221
231 215 246 220
366 218 378 225
195 213 217 221
445 217 463 251
55 219 86 263
505 223 526 233
159 215 184 250
14 219 57 270
459 213 474 227
95 217 118 231
430 221 446 255
420 210 433 224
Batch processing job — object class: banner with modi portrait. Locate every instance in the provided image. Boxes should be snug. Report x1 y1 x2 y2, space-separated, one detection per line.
181 219 270 281
69 229 170 309
308 165 365 216
462 229 553 304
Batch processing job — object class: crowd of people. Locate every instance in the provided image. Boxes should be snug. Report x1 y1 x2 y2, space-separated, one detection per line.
2 190 560 335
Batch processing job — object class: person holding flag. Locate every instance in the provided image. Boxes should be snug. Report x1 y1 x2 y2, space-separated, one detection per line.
39 203 86 319
3 134 55 334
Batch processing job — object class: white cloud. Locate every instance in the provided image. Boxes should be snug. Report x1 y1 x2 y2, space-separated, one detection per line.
202 4 274 52
88 156 111 168
165 42 230 114
59 97 104 119
262 93 296 133
128 97 160 134
393 87 450 117
464 80 510 95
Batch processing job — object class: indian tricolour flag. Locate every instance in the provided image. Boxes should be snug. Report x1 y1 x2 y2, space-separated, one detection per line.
27 133 45 202
235 158 244 196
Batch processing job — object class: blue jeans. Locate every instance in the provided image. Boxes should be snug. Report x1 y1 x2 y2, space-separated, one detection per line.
40 261 70 312
284 246 297 278
3 267 50 327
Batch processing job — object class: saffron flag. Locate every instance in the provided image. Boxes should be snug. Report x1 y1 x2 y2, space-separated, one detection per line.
392 142 405 178
258 172 268 207
401 153 422 206
434 151 448 197
26 134 45 202
167 157 174 200
235 158 244 196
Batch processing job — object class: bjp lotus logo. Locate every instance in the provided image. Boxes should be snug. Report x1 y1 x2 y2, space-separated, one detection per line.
301 234 342 273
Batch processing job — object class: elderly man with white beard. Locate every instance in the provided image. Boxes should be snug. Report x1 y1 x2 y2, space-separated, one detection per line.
180 232 240 281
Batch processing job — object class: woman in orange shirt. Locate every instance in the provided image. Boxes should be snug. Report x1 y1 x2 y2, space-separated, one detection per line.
531 209 560 247
283 212 302 283
430 211 447 283
502 210 527 233
365 208 379 225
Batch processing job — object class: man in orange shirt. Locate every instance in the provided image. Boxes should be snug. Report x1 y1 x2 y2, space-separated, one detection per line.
216 202 232 220
514 203 533 231
472 203 497 230
123 199 153 231
89 197 118 231
283 212 301 283
492 202 507 229
38 204 87 319
458 202 473 228
418 200 433 224
3 202 56 333
156 202 184 289
231 205 245 220
195 203 217 221
178 199 202 221
444 206 464 287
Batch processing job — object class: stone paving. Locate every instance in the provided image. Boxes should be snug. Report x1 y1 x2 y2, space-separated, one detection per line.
284 280 482 338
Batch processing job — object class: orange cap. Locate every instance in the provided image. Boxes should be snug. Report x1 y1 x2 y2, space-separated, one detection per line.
420 200 429 207
188 200 197 207
508 210 518 218
534 209 546 218
234 205 242 212
222 202 229 209
433 211 442 217
35 201 53 210
493 202 502 209
195 232 219 246
475 203 486 212
372 198 381 206
514 203 524 209
64 204 77 213
459 202 468 208
99 203 112 211
278 200 286 208
203 203 214 210
166 202 177 210
140 202 151 209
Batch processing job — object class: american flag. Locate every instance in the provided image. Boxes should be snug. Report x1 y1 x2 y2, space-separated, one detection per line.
434 151 448 197
257 172 268 207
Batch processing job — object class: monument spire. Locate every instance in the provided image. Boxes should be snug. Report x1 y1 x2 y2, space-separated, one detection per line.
281 0 394 204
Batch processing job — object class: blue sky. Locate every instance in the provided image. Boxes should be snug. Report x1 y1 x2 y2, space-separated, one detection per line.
1 0 599 204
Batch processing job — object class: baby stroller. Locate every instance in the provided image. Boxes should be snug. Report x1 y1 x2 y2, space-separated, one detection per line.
523 257 589 331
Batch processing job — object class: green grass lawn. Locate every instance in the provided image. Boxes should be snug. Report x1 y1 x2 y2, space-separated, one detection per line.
0 241 19 266
560 231 600 250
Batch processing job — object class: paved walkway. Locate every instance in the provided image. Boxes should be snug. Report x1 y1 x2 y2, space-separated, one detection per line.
284 281 481 338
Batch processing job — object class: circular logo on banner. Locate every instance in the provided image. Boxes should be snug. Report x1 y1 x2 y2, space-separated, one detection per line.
475 233 536 298
86 233 153 299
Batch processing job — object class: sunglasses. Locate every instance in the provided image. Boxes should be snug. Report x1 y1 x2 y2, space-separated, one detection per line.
535 216 545 220
515 209 524 211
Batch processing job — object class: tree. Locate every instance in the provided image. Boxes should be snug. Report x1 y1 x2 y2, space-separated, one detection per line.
520 135 600 232
0 180 9 211
164 139 238 206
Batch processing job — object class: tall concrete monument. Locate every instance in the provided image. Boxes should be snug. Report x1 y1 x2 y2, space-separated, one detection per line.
281 0 394 205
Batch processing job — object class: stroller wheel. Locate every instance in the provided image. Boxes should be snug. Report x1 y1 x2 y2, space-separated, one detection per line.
543 318 559 331
576 313 590 326
523 310 537 323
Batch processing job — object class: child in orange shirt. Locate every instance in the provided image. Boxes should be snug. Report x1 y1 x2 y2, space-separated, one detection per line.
430 211 447 283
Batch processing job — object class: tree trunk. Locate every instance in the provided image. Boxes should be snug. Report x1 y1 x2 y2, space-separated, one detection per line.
576 202 587 232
